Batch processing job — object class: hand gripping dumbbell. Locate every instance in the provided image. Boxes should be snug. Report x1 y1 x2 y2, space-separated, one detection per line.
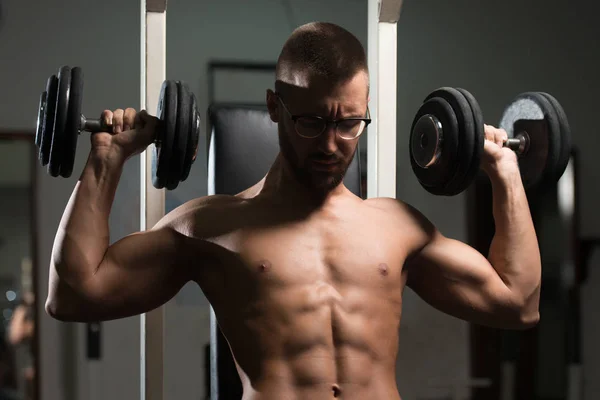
35 65 200 190
409 87 572 196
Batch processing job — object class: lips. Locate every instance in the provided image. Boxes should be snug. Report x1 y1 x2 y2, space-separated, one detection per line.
311 159 340 171
313 160 338 165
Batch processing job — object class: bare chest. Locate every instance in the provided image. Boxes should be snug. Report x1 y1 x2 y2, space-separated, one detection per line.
201 216 410 300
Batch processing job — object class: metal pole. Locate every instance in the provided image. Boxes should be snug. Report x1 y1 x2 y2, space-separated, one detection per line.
367 0 403 199
140 1 167 399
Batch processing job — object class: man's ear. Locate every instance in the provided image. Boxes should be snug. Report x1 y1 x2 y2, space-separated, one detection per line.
266 89 279 122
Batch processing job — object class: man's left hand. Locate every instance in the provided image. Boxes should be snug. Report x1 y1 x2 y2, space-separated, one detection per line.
481 124 519 177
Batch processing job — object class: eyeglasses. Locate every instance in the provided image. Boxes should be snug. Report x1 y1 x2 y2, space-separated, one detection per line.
276 93 371 140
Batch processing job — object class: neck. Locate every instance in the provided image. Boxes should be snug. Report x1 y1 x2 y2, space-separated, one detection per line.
259 153 347 209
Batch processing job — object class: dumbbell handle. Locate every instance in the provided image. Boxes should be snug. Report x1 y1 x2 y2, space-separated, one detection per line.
502 131 530 155
82 116 111 133
80 115 162 143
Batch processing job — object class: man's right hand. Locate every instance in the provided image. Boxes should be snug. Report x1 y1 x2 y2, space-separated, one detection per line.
93 108 158 161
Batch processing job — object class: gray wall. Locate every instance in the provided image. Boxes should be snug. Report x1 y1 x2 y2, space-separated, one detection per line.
0 0 599 399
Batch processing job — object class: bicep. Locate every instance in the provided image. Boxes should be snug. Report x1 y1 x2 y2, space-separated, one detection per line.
406 233 519 327
77 227 190 320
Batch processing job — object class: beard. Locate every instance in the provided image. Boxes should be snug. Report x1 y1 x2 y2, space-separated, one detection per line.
278 128 353 196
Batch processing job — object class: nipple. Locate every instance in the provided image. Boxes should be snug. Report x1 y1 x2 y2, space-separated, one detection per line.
258 260 272 272
378 263 389 276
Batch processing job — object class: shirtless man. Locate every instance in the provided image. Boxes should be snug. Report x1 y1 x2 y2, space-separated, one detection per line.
45 22 541 400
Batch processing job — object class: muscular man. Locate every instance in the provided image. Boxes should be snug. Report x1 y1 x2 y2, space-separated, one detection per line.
46 22 541 399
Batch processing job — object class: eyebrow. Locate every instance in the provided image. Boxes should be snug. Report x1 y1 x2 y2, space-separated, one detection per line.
297 106 367 119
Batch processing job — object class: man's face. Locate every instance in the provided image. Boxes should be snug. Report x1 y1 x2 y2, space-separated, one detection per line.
267 71 369 195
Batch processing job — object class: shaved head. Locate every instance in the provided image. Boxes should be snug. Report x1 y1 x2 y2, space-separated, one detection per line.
275 22 369 93
267 22 369 199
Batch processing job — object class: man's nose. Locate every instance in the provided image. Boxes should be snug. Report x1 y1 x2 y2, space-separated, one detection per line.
317 124 339 155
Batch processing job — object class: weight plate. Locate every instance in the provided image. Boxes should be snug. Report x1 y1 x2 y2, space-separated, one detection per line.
40 75 58 166
61 66 84 178
424 87 475 196
35 91 46 148
181 88 200 182
49 66 71 177
410 96 460 195
152 80 177 189
410 113 443 169
499 92 561 189
539 92 572 182
166 81 190 190
455 87 485 191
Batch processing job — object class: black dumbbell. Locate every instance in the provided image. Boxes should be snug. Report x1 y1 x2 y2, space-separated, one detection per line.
35 65 200 190
409 87 571 196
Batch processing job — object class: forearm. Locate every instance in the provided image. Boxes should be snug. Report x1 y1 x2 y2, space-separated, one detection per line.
488 166 541 304
50 149 126 286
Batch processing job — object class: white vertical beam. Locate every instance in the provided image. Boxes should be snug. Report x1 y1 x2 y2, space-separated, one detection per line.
376 22 397 199
140 1 167 400
367 0 403 199
367 0 379 198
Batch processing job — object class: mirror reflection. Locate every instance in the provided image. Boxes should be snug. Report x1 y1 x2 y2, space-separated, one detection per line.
0 136 36 400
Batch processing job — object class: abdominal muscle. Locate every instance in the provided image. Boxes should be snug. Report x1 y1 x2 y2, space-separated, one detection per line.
216 281 404 400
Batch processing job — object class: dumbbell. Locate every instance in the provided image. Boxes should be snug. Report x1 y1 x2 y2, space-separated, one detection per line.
35 65 200 190
409 87 572 196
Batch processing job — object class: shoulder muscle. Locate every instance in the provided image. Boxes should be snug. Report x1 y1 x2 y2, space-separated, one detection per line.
154 194 249 239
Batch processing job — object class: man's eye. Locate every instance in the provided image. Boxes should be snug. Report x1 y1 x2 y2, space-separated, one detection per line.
297 118 323 129
338 120 361 130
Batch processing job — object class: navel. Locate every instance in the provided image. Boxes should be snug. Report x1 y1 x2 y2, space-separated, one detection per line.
257 260 272 273
332 384 341 397
378 263 389 276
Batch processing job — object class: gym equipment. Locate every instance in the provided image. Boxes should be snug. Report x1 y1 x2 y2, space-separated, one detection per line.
409 87 571 196
499 92 571 189
35 65 200 190
367 0 403 199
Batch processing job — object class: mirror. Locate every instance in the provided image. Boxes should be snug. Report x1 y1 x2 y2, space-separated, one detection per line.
0 134 38 400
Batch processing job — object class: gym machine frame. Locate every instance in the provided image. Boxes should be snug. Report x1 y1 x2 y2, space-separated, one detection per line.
366 0 403 199
140 0 166 399
207 60 277 107
205 60 276 166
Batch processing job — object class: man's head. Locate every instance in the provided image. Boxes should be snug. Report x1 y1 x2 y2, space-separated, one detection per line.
267 22 370 196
